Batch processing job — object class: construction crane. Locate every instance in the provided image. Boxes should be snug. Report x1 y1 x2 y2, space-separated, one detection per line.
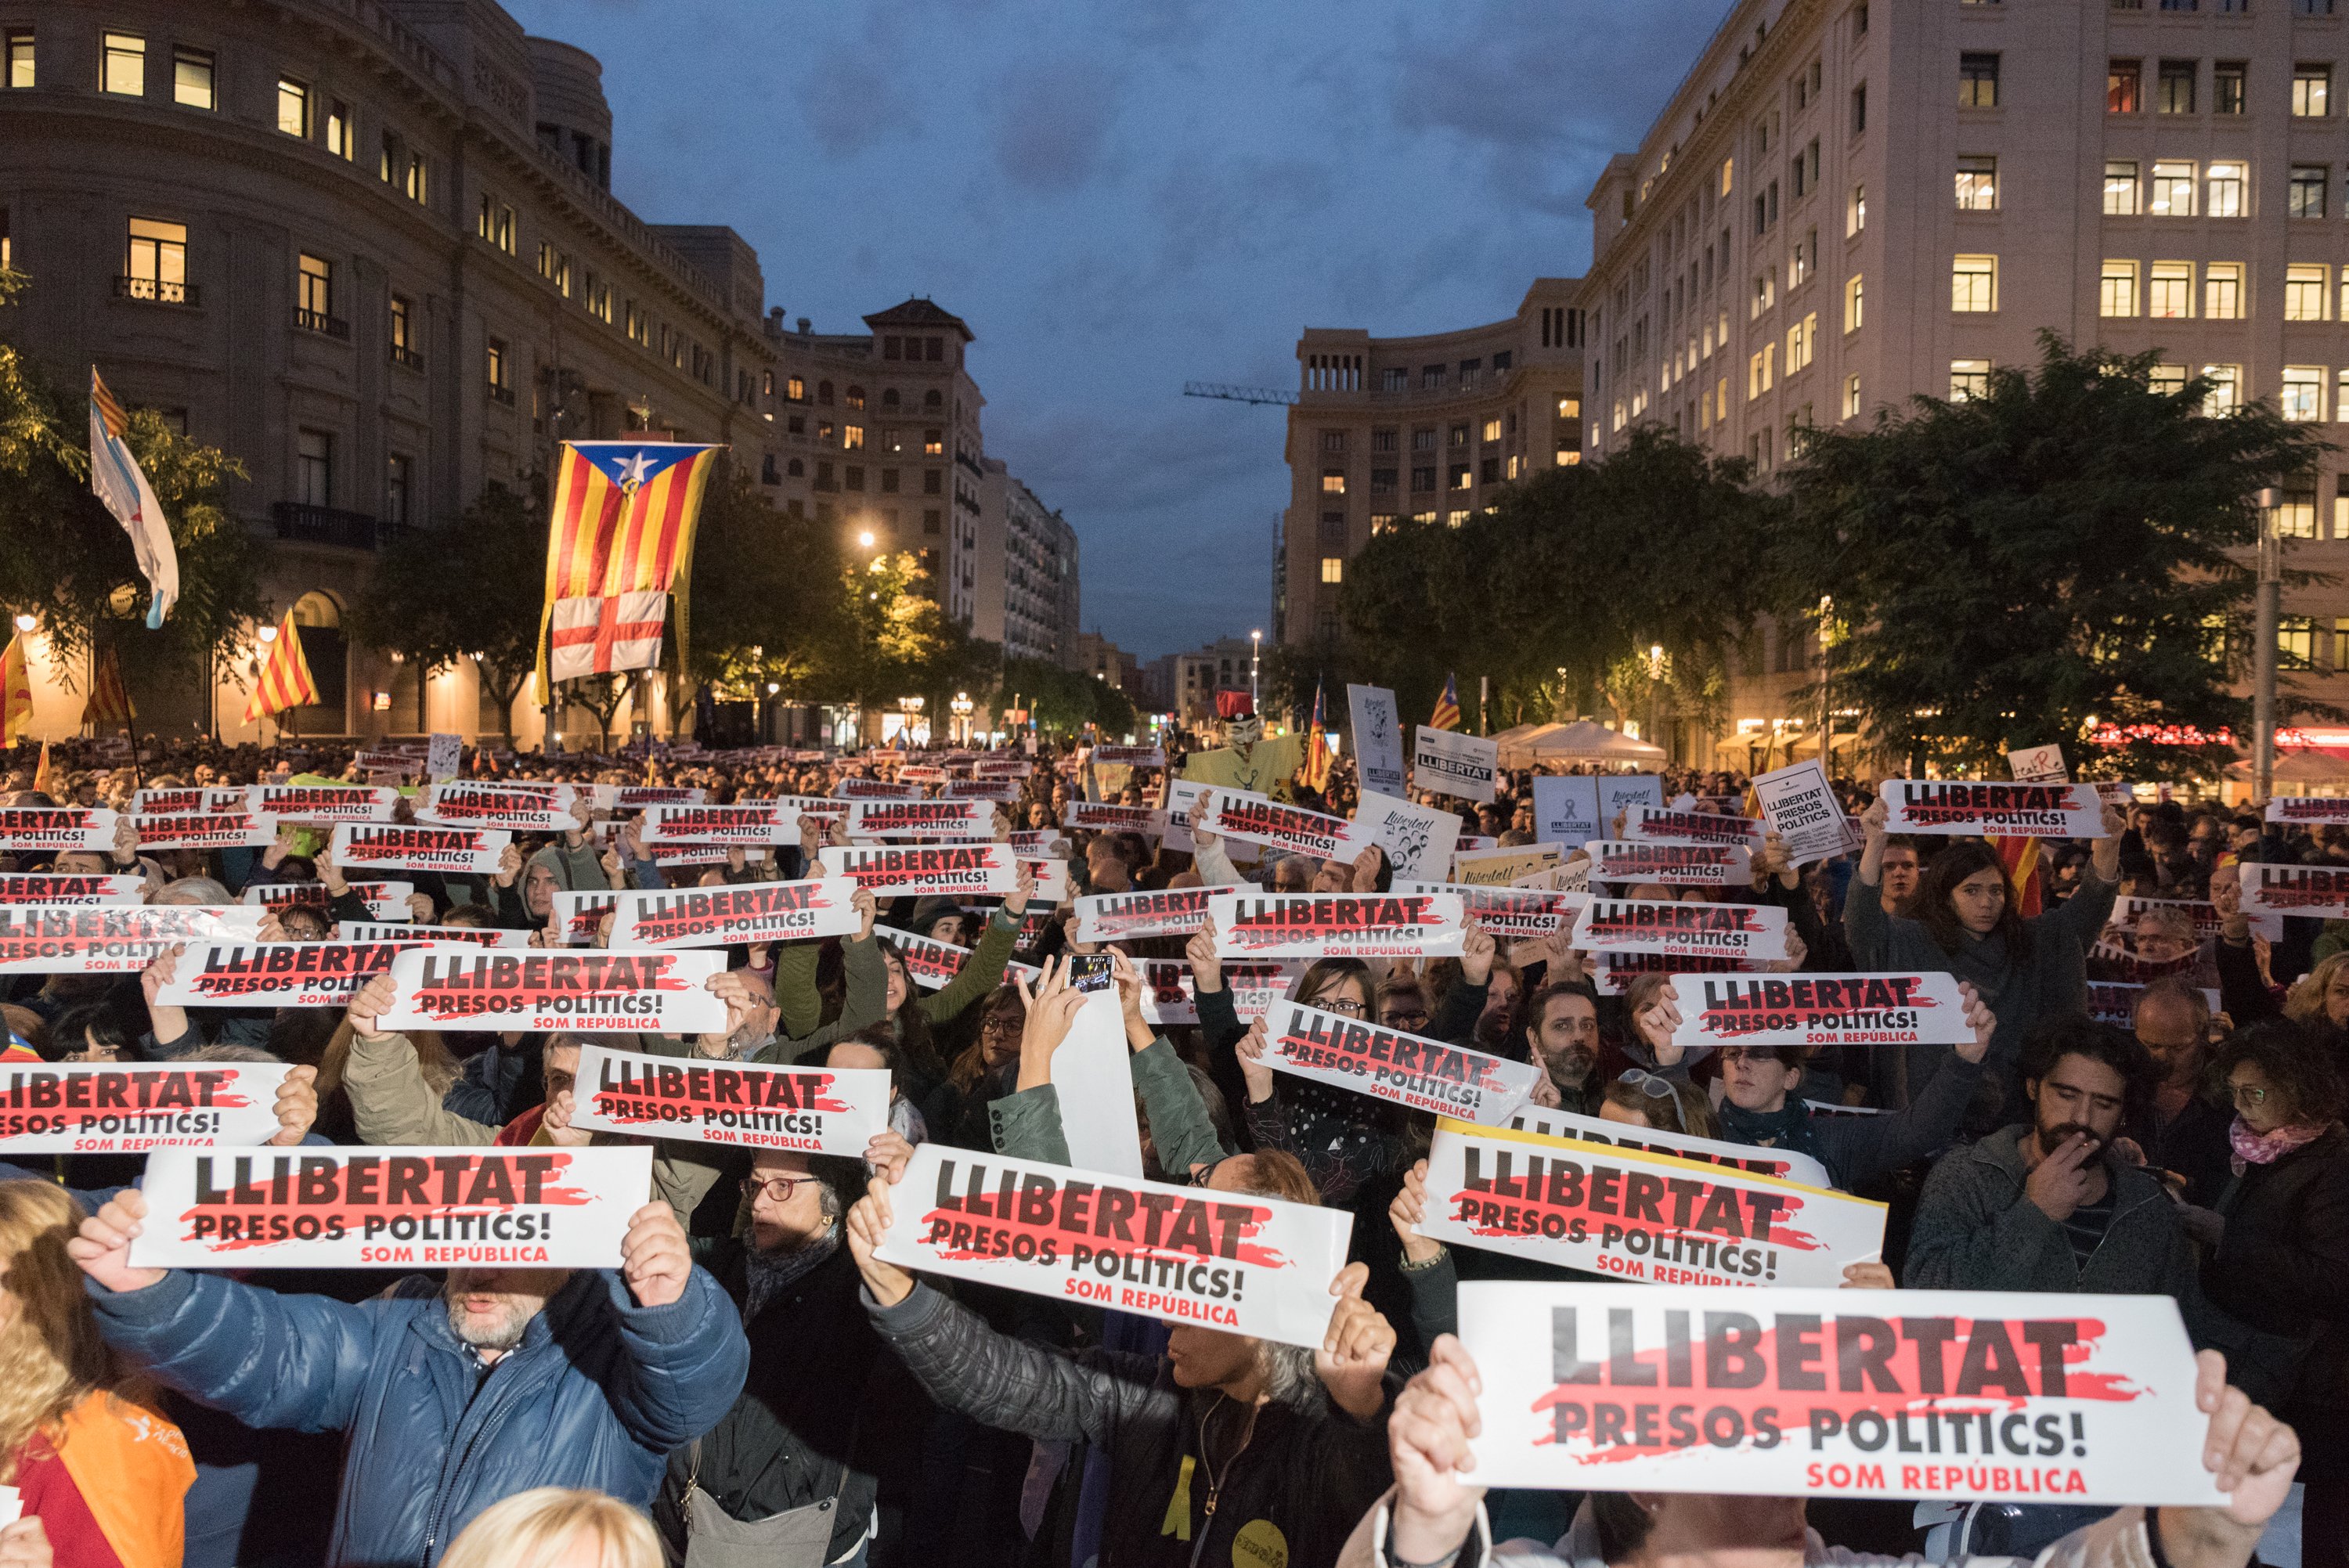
1182 380 1298 407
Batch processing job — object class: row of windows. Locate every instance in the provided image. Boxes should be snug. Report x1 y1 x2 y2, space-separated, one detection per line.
1369 352 1519 394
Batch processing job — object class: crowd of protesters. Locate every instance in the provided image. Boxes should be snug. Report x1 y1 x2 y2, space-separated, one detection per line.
0 716 2326 1568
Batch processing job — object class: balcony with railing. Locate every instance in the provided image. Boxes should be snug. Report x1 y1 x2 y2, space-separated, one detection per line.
271 501 384 551
389 343 424 372
114 275 199 306
296 308 351 340
487 381 515 406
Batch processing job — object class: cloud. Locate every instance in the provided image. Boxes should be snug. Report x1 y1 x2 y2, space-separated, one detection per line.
800 41 916 157
990 59 1120 192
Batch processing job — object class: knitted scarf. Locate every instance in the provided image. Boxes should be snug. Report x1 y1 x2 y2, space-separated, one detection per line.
1717 1098 1826 1162
2228 1118 2327 1177
742 1224 840 1323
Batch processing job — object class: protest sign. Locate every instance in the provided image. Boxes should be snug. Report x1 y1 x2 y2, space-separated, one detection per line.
1019 858 1071 903
2241 860 2349 918
648 845 733 869
1879 781 2107 838
1450 842 1564 886
550 890 619 946
0 808 116 851
1593 950 1765 996
875 925 973 988
1207 891 1466 959
331 824 511 875
427 732 462 783
1585 842 1753 889
0 874 145 905
1571 899 1788 960
0 904 262 973
1007 829 1066 858
874 1141 1351 1349
642 803 794 845
573 1044 889 1154
352 748 423 776
605 879 861 947
1668 971 1972 1049
594 784 709 810
1072 885 1239 943
1392 881 1584 939
2115 894 2279 944
132 788 246 816
2007 744 2069 784
833 776 922 800
1751 761 1859 866
897 765 949 784
763 793 847 823
1351 789 1463 880
846 799 993 839
1137 958 1301 1026
944 777 1019 802
0 1059 294 1154
376 947 728 1033
1265 1000 1539 1124
1626 806 1766 849
1051 989 1148 1177
2264 795 2349 825
130 1144 654 1271
249 784 399 822
1530 776 1604 849
820 843 1019 897
132 812 280 851
1420 1119 1885 1289
244 879 410 921
417 783 577 831
1506 1105 1834 1189
1457 1280 2224 1507
1347 684 1408 796
1090 744 1166 767
1063 801 1167 835
1597 775 1665 824
974 756 1031 778
156 939 435 1007
338 921 529 949
1200 788 1369 861
1413 726 1499 803
2087 980 2221 1029
2087 944 2203 984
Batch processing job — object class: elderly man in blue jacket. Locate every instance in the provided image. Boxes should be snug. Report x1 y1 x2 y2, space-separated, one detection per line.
67 1183 749 1567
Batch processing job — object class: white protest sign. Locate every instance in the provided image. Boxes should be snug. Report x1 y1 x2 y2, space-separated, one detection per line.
1348 684 1408 797
1668 971 1972 1049
1571 898 1789 960
1584 841 1753 889
1351 789 1463 881
1597 775 1665 826
1136 957 1302 1026
596 785 710 811
0 874 145 905
875 925 972 989
1594 950 1765 996
1531 775 1604 849
874 1141 1351 1349
1393 881 1584 939
944 777 1019 802
1459 1280 2225 1507
1450 843 1563 887
130 1144 654 1270
1198 788 1369 861
427 732 462 783
1207 891 1467 959
2265 796 2349 825
1264 1000 1539 1125
155 939 436 1007
832 776 922 801
2007 744 2069 784
338 921 529 949
1089 744 1166 768
1752 760 1859 867
248 784 399 822
2241 861 2349 918
847 799 994 839
1879 780 2107 838
376 946 728 1033
0 1059 294 1154
1413 725 1499 804
0 904 263 972
1420 1119 1886 1288
1626 806 1765 849
573 1044 889 1154
550 890 619 946
1063 801 1167 836
1072 885 1239 943
641 803 795 845
1052 989 1146 1179
244 879 411 921
416 783 578 831
330 824 511 875
1506 1105 1834 1190
605 879 863 947
0 808 116 851
131 812 280 850
132 788 246 816
819 843 1019 897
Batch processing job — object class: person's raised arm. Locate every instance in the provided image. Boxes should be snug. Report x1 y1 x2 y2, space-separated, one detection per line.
1380 1337 1488 1568
1317 1262 1396 1422
340 971 496 1144
2152 1351 2300 1568
600 1199 751 1451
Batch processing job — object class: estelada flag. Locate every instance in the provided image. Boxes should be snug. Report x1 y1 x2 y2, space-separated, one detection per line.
81 644 135 730
0 633 32 743
1302 680 1333 791
1994 835 2044 918
1430 673 1462 733
534 442 723 698
244 611 318 723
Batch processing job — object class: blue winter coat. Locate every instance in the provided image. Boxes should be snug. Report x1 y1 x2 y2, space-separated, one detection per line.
88 1263 749 1568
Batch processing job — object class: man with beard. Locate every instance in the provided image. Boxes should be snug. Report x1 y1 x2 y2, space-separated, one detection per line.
1905 1015 2204 1301
1518 982 1601 1112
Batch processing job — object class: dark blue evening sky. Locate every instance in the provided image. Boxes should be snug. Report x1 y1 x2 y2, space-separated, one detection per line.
504 0 1734 660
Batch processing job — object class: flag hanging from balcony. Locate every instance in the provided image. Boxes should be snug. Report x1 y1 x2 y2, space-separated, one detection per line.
81 645 135 730
533 441 723 697
1429 673 1462 733
244 611 318 723
88 369 179 630
1301 680 1333 792
1 634 32 744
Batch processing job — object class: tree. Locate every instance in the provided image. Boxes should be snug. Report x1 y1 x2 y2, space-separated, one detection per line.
998 656 1133 737
1777 336 2331 780
678 467 845 719
352 480 545 738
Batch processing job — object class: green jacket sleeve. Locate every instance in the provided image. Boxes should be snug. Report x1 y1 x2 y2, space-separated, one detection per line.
921 907 1017 1027
2316 921 2349 967
1844 872 1893 968
2044 868 2120 953
988 1083 1073 1164
770 933 888 1062
344 1032 496 1147
770 942 821 1040
557 839 612 892
1131 1037 1229 1177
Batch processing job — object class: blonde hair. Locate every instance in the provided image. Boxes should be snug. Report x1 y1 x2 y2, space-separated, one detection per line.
435 1487 661 1568
0 1181 111 1481
2286 951 2349 1025
317 1019 460 1101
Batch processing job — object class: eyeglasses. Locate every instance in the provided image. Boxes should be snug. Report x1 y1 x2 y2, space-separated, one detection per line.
2229 1083 2269 1107
1618 1069 1685 1132
1311 995 1367 1018
1382 1008 1430 1029
741 1175 821 1203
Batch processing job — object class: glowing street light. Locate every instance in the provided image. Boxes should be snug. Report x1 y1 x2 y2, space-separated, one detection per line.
10 615 32 633
256 625 279 643
857 530 875 548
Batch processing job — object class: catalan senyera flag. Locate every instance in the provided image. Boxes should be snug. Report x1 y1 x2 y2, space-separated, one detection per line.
244 610 318 723
88 369 179 629
1301 680 1333 792
81 644 134 730
534 442 723 699
0 633 32 744
1994 836 2045 919
1429 673 1462 733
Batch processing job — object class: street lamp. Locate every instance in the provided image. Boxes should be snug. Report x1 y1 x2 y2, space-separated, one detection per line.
951 690 974 744
1250 629 1261 707
2255 485 2283 802
256 625 278 644
10 615 32 633
857 531 875 549
1640 643 1668 753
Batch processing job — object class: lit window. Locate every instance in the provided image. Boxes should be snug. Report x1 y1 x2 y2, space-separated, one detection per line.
1950 360 1992 402
2100 260 2139 318
1320 557 1344 583
2281 616 2316 668
2200 363 2240 415
6 30 33 89
277 77 309 138
297 253 332 328
1951 254 1997 312
1321 469 1345 494
1843 374 1861 419
2149 261 2194 319
2282 366 2326 422
172 47 212 110
2206 263 2244 319
1956 155 1997 210
486 337 509 391
1847 183 1866 236
1446 510 1471 527
2151 364 2187 397
123 217 188 302
2109 59 2142 114
327 100 352 159
2278 487 2318 541
2150 160 2196 216
1845 273 1864 332
2286 264 2329 321
2103 160 2141 215
1960 52 2000 109
1481 417 1502 442
2216 60 2246 114
1557 397 1579 420
2206 162 2245 217
101 33 144 97
2293 165 2330 219
2296 63 2332 117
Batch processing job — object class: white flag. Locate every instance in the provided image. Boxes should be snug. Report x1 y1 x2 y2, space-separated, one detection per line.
88 369 179 628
